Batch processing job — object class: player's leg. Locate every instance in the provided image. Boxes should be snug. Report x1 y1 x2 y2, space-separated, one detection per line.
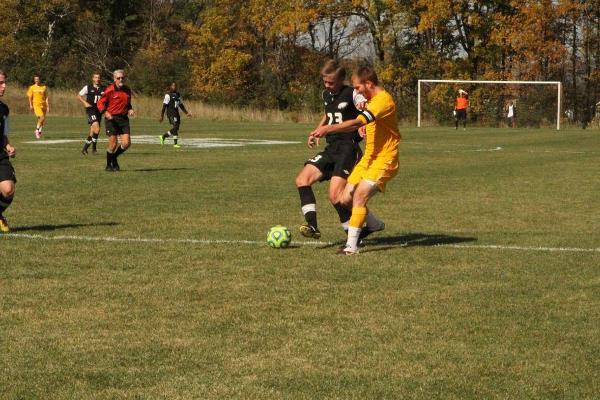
295 162 324 239
0 167 16 232
112 133 130 171
37 113 46 135
91 119 100 153
82 112 98 154
160 115 175 145
342 180 379 254
171 118 180 147
328 176 351 231
106 132 118 171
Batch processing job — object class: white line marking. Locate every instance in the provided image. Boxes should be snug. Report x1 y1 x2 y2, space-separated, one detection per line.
23 136 300 149
3 233 599 253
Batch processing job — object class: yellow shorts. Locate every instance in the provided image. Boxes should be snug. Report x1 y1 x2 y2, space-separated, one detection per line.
348 156 399 192
33 106 47 117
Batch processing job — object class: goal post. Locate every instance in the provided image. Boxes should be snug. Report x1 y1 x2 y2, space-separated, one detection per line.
417 79 562 130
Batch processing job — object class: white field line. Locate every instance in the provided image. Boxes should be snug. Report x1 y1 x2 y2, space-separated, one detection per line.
3 232 600 253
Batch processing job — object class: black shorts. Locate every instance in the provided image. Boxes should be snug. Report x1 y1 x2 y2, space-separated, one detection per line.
105 115 130 136
0 157 16 183
455 109 467 121
304 140 361 181
167 113 180 128
86 107 102 125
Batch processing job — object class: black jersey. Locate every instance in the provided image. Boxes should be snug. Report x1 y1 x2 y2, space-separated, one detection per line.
163 91 187 116
322 85 362 144
0 101 9 160
79 84 105 109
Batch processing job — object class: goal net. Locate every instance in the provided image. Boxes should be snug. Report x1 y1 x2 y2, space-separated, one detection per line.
417 79 562 130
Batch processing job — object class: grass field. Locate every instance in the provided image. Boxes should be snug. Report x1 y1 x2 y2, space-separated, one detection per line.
1 115 599 399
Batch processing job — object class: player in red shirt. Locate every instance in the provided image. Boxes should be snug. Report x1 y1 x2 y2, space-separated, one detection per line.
454 89 469 130
97 69 135 171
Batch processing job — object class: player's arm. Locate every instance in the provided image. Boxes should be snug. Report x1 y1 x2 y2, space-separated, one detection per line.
307 114 328 148
26 88 33 110
159 94 169 121
3 118 15 158
310 117 365 138
179 98 191 117
45 89 50 113
127 90 134 117
97 88 111 118
77 86 91 108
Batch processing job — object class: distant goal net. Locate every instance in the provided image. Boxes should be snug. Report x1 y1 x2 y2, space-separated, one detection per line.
417 79 562 130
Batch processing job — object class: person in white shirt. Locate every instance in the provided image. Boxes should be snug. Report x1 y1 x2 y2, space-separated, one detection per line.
506 101 516 128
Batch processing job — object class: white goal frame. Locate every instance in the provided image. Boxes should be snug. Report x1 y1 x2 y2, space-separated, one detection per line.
417 79 563 130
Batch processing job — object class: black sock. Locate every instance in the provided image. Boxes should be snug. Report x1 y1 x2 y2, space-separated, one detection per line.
114 146 126 158
174 137 178 145
0 194 14 214
333 202 351 223
298 186 317 228
106 151 114 165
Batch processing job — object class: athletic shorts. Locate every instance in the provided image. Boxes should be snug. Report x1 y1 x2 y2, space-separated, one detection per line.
0 157 16 183
105 115 130 136
455 109 467 120
86 107 102 125
33 106 47 117
347 156 398 192
167 113 180 128
305 140 362 181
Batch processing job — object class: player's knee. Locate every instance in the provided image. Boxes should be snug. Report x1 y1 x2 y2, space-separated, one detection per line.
295 174 309 187
0 182 15 198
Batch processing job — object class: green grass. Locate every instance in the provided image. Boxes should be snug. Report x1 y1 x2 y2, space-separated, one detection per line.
1 115 599 399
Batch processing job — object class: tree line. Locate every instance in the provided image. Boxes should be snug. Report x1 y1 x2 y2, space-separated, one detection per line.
0 0 598 125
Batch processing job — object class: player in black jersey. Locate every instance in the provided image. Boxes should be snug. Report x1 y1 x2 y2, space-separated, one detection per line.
159 83 191 148
295 60 368 239
77 72 105 154
0 70 17 233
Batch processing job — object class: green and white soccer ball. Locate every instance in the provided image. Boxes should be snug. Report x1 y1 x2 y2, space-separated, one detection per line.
267 225 291 248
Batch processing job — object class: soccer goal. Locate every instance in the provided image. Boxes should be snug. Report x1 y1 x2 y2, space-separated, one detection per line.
417 79 562 130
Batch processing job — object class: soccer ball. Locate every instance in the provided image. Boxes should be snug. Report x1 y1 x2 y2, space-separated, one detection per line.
267 225 291 248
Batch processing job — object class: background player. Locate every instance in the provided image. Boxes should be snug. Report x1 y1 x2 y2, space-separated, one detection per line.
310 66 399 255
97 69 135 171
159 82 191 148
26 74 49 139
0 70 17 233
454 89 468 130
77 72 106 154
295 59 371 240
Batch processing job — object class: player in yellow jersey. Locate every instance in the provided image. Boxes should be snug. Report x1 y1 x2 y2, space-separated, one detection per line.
26 74 50 139
310 66 400 254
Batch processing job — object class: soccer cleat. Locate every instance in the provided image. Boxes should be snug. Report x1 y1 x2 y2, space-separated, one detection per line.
173 144 181 148
81 148 88 155
159 135 165 145
111 158 120 171
299 224 321 239
336 246 358 255
358 222 385 241
105 164 114 172
35 129 42 139
0 216 10 233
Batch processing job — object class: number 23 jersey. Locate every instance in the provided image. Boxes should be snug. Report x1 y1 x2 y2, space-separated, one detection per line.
323 85 365 144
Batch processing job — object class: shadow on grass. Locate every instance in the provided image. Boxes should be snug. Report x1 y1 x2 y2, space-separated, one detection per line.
130 168 194 172
319 232 477 253
13 222 119 232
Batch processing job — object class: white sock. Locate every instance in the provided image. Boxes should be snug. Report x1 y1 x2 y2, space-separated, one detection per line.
341 221 349 231
301 203 316 216
346 226 361 251
365 211 383 230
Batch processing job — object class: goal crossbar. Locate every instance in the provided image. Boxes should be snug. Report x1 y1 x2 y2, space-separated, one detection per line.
417 79 563 130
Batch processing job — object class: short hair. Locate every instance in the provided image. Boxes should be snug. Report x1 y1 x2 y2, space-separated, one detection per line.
0 70 6 78
92 71 101 77
113 69 125 77
354 66 379 85
321 60 346 82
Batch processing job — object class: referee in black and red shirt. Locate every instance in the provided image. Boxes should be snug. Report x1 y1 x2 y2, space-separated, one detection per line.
97 69 135 171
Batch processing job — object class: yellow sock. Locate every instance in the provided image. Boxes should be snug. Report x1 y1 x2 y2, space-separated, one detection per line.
349 207 368 229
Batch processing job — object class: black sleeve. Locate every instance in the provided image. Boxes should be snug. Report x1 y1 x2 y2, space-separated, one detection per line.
178 102 188 114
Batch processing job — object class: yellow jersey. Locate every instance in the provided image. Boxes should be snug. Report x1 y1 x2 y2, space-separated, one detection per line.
357 89 400 162
27 84 48 107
